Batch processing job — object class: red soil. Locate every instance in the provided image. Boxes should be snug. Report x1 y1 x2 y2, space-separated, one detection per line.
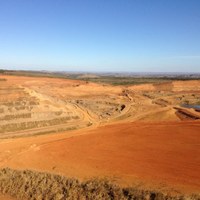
1 75 200 195
0 121 200 194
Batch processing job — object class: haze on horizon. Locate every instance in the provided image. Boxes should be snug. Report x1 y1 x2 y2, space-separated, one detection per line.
0 0 200 73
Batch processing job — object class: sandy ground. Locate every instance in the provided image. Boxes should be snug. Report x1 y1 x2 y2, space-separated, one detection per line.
0 121 200 194
0 75 200 197
0 195 15 200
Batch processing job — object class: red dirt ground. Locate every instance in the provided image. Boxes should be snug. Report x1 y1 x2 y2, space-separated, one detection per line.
1 75 200 197
0 121 200 194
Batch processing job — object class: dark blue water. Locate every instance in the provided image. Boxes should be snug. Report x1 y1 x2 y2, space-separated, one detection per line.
182 104 200 109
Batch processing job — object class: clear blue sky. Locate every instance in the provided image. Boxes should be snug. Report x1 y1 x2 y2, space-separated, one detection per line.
0 0 200 72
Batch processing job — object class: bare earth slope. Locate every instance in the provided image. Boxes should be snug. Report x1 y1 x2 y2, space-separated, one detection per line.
0 75 200 198
0 121 200 194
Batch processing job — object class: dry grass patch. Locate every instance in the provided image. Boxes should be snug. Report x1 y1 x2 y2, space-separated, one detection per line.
0 168 199 200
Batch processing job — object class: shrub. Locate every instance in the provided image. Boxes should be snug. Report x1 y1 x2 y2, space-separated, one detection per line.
0 168 199 200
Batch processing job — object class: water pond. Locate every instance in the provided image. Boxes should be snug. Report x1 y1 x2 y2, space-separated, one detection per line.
181 104 200 109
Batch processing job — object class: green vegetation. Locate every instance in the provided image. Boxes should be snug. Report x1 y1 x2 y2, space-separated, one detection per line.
1 69 200 86
0 168 199 200
74 76 172 85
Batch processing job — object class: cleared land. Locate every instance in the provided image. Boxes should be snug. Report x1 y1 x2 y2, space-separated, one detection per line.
1 74 200 139
0 74 200 199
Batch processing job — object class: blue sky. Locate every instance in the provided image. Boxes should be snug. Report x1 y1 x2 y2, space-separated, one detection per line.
0 0 200 72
